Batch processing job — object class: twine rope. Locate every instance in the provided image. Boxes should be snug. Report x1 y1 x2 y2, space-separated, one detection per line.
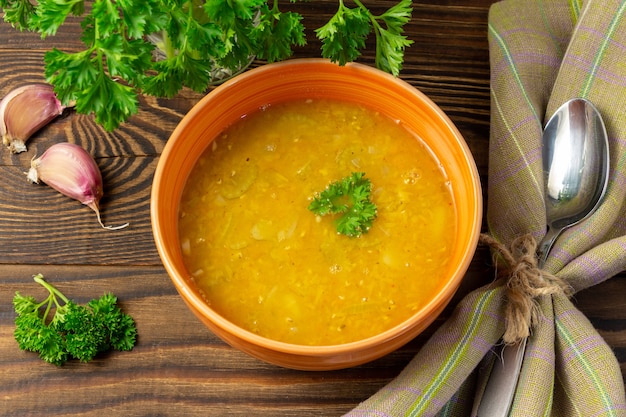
480 233 573 344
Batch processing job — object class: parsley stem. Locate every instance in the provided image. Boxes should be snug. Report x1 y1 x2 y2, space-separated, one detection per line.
33 274 70 325
162 30 175 59
38 295 54 324
352 0 366 10
352 0 383 61
33 274 69 305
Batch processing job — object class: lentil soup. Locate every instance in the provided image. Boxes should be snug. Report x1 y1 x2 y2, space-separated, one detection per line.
178 98 456 346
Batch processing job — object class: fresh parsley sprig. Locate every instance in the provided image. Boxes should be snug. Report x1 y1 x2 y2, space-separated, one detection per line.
0 0 413 131
316 0 413 76
13 274 137 365
308 172 378 237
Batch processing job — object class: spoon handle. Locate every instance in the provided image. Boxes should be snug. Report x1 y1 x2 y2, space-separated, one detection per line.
472 230 557 416
472 340 526 417
536 226 560 266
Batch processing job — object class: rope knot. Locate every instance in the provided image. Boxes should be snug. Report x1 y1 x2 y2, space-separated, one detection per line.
480 233 573 344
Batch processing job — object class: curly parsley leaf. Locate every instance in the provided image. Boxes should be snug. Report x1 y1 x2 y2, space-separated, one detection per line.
253 2 306 63
12 274 137 365
0 0 36 30
29 0 84 37
43 48 97 103
308 172 378 237
375 26 413 76
87 293 138 352
77 73 139 132
205 0 265 70
378 0 413 34
316 3 371 66
14 313 69 365
371 0 413 76
316 0 413 76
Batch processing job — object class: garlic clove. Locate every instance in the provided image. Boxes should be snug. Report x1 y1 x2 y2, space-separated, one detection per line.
0 84 67 153
27 142 129 230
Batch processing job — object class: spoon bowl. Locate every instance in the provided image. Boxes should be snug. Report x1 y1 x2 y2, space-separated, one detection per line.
538 98 610 264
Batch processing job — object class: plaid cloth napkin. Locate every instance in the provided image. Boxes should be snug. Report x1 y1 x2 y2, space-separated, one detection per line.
345 0 626 415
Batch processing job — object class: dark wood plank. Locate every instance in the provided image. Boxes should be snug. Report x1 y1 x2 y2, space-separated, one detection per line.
0 155 159 265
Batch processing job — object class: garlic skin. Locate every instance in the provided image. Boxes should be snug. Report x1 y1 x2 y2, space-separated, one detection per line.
27 142 129 230
0 84 67 153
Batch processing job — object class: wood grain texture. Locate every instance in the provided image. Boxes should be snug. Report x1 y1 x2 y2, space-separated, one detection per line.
0 1 624 416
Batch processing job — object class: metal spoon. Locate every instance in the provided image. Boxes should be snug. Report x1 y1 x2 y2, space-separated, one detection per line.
473 98 610 416
537 98 610 265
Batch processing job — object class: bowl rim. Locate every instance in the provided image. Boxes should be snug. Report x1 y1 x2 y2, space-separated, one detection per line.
151 58 483 356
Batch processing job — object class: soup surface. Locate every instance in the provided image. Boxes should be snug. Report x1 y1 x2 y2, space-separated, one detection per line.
178 98 456 346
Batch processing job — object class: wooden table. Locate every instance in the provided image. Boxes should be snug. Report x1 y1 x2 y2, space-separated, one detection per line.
0 1 623 416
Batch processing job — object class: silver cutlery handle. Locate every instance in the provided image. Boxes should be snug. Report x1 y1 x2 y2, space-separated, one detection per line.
472 339 527 417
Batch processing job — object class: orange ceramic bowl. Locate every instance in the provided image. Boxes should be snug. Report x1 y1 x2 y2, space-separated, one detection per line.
151 59 482 371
